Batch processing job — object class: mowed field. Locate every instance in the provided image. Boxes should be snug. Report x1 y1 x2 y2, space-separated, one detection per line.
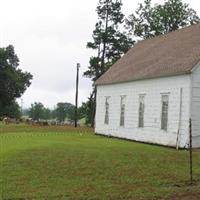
0 124 200 200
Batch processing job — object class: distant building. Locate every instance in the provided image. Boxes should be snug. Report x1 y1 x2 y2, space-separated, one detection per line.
95 24 200 148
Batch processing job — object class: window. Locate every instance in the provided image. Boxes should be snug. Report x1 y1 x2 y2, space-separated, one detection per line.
138 95 145 128
104 97 110 124
120 96 126 126
161 95 169 131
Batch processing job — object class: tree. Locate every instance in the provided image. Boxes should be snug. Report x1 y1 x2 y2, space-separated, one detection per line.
0 45 32 117
84 0 133 126
126 0 200 39
29 102 46 121
2 101 21 119
43 108 52 120
84 0 133 82
28 103 53 121
55 102 75 123
78 95 94 125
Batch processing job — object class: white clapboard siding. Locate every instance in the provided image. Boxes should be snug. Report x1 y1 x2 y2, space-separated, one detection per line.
191 63 200 148
95 75 191 148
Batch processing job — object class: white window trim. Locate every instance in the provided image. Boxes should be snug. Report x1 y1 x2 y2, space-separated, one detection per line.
160 93 170 132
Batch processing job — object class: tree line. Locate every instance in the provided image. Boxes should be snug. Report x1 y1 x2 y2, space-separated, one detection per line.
5 101 89 124
27 102 85 123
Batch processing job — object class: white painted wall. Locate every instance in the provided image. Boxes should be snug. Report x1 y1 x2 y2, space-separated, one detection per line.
191 63 200 148
95 75 191 148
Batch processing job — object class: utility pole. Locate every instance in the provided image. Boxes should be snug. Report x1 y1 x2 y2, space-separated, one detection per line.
75 63 80 128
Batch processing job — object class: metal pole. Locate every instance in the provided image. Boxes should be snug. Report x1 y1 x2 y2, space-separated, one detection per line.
189 118 193 185
75 63 80 128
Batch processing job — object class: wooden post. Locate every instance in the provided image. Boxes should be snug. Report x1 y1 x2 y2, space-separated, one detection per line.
75 63 80 128
189 118 193 185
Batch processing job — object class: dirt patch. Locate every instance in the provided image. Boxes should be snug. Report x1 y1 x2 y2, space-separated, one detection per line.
170 193 200 200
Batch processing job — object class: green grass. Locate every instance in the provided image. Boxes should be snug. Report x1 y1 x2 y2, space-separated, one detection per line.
0 124 200 200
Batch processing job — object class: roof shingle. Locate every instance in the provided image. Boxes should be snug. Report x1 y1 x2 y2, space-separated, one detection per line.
95 24 200 85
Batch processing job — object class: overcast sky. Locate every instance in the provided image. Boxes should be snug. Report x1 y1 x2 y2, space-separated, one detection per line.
0 0 199 109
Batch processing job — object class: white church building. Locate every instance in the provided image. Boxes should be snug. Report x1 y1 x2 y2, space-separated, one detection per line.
95 24 200 148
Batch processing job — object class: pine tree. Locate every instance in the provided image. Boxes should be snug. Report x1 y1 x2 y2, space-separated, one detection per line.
84 0 133 126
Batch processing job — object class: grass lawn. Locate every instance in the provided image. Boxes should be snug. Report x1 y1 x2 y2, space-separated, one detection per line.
0 124 200 200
